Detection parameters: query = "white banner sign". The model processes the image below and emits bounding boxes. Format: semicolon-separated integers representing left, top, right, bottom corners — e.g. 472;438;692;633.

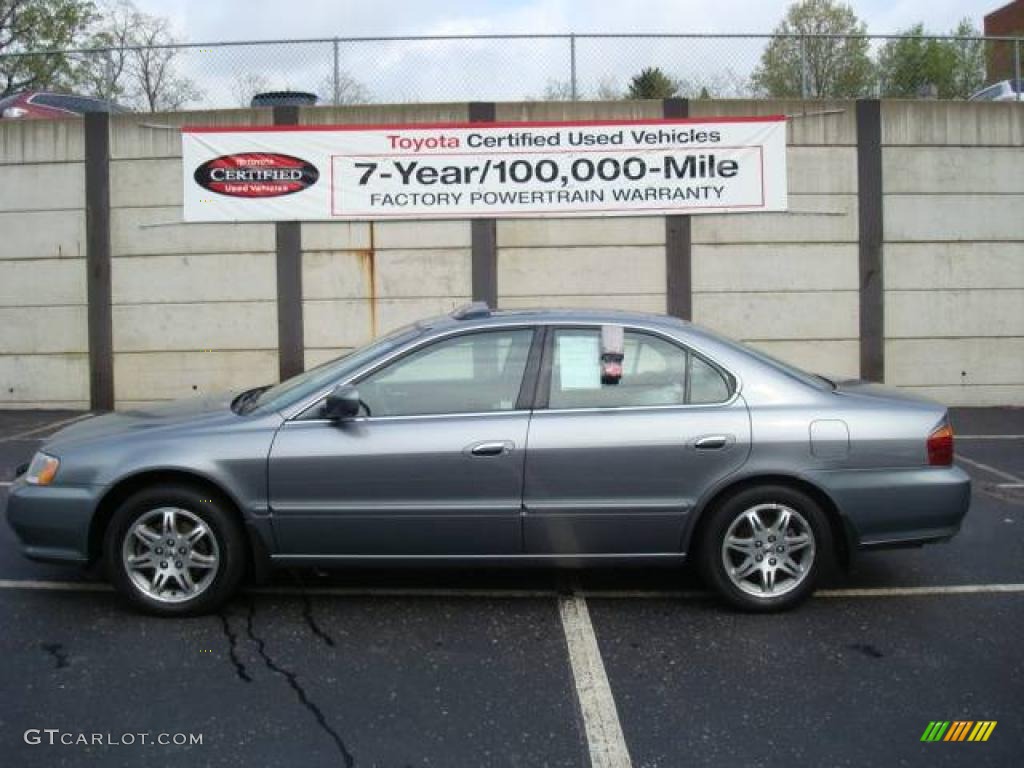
182;117;787;221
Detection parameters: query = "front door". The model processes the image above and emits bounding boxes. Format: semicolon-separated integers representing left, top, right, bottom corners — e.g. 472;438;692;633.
523;326;751;555
269;327;537;556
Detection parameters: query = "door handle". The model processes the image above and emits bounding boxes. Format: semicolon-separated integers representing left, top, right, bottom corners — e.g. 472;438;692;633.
467;440;512;457
694;435;732;451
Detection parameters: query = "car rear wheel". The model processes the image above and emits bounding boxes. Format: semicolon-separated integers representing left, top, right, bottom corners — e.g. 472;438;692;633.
105;484;246;616
698;485;831;612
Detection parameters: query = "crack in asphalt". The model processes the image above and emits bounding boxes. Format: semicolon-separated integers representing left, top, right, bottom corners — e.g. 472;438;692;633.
218;609;252;683
40;642;69;669
292;572;336;648
246;599;355;767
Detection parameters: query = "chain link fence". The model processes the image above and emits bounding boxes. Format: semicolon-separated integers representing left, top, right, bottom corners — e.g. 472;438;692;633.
1;33;1022;111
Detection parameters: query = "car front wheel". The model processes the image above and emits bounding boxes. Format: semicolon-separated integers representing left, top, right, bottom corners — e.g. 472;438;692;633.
698;485;831;612
105;484;246;616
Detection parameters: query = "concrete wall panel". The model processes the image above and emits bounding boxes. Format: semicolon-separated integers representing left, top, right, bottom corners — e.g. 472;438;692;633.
883;146;1024;194
0;306;87;353
499;246;665;297
884;243;1024;290
113;302;277;352
881;101;1024;147
112;253;277;304
884;196;1024;242
0;259;86;307
497;217;664;248
693;243;857;292
691;195;858;244
0;354;88;405
694;291;859;341
886;290;1024;338
110;158;182;208
0;162;84;211
0;210;85;260
886;338;1024;386
0;119;84;164
112;207;274;256
114;350;279;402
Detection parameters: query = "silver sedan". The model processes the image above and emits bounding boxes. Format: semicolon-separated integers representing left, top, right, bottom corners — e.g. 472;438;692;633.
6;305;970;615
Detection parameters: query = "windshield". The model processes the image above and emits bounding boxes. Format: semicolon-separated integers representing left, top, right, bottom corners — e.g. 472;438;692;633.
251;324;424;413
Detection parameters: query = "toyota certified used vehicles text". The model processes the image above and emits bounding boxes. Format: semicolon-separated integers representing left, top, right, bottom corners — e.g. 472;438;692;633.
6;305;970;615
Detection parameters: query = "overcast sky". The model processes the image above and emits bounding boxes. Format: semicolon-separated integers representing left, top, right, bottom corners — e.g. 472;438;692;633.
134;0;997;41
127;1;1003;105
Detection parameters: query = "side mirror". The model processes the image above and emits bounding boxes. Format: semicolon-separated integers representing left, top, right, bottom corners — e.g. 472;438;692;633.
323;384;362;420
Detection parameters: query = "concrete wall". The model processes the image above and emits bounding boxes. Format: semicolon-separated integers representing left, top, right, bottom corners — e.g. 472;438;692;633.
298;105;472;368
0;119;88;408
108;109;279;407
0;100;1021;408
690;100;861;380
881;102;1024;406
495;101;668;315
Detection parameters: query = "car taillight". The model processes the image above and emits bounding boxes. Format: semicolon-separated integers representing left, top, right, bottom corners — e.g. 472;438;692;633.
927;423;954;466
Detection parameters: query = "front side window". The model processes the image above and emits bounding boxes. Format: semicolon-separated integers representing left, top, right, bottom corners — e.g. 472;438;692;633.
548;328;731;409
357;329;534;417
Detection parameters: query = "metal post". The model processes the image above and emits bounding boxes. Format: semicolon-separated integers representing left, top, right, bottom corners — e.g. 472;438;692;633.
1015;39;1021;102
570;34;578;101
799;35;809;98
332;38;340;105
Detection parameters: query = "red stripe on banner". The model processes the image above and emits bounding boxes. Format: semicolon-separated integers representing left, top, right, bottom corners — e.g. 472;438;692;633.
180;115;788;133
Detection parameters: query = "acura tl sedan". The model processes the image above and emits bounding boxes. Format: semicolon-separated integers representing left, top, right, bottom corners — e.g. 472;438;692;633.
6;305;970;615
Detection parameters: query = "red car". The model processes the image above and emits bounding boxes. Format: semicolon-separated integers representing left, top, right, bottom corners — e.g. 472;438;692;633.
0;91;127;119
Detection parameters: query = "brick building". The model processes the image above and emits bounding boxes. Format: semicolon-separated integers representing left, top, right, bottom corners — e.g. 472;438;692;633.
984;0;1024;81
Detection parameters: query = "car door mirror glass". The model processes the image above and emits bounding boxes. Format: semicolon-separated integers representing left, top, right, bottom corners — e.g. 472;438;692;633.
323;385;362;420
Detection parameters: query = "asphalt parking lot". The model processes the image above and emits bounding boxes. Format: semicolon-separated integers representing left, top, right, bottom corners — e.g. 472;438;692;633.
0;408;1021;767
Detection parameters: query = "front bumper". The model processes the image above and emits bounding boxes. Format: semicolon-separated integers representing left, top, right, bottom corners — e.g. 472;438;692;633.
4;478;99;564
807;465;971;548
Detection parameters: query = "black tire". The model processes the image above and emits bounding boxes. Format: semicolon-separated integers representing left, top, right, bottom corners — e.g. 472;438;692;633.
104;484;247;617
698;484;832;613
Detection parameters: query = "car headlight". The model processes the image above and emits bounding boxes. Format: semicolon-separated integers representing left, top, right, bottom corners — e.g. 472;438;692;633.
25;452;60;486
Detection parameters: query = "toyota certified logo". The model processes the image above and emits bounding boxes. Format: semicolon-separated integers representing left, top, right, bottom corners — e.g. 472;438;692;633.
193;153;319;198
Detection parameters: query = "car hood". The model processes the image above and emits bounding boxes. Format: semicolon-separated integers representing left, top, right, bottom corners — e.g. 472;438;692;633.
42;392;240;450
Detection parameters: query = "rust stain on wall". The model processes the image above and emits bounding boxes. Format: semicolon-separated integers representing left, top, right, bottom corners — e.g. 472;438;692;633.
360;222;378;338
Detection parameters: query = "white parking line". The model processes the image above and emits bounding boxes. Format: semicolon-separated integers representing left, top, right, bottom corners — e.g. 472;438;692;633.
996;483;1024;489
957;455;1024;485
0;413;92;443
559;591;633;768
0;481;11;487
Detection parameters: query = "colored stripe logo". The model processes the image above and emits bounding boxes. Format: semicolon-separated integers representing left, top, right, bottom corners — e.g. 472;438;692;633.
921;721;997;742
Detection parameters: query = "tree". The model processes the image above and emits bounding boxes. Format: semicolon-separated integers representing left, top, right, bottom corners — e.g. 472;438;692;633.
316;71;370;105
75;1;200;111
751;0;874;98
947;19;985;99
877;19;986;99
1;0;96;96
230;72;269;108
626;67;680;99
877;24;955;98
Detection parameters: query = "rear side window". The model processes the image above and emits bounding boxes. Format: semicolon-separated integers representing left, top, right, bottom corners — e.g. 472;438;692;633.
31;94;115;113
547;328;732;409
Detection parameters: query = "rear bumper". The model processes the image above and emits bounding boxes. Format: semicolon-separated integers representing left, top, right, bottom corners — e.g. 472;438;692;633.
806;465;971;548
5;479;99;564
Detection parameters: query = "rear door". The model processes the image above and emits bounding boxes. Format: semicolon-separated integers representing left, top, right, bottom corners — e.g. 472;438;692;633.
522;326;750;555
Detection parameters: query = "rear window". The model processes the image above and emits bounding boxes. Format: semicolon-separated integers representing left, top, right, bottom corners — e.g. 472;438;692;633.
31;93;121;113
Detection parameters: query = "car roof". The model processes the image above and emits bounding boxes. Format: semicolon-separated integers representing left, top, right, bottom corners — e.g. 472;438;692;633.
430;304;689;331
